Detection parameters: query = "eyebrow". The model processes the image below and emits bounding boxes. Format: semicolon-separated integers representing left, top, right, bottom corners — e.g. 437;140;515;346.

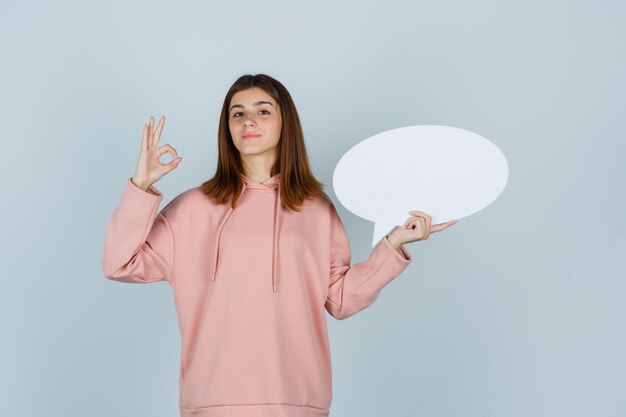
229;101;274;112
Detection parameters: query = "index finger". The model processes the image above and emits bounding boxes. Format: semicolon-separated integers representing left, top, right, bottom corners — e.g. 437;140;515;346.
153;115;166;146
430;219;457;233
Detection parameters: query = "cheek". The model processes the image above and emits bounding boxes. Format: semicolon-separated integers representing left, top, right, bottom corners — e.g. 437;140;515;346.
272;119;282;133
228;120;239;133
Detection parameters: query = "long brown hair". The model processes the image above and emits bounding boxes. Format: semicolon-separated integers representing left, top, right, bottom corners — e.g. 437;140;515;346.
200;74;327;212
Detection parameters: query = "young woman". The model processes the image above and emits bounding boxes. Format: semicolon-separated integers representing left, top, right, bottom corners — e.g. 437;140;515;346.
103;73;456;417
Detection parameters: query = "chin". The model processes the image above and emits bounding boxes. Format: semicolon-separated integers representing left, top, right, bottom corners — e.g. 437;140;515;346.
239;148;269;155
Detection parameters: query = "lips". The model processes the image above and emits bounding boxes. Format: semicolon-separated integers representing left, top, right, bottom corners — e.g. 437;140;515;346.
242;134;260;139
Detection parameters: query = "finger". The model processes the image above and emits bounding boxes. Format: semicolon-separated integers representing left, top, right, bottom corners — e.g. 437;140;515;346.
163;156;183;173
148;116;155;148
417;217;428;240
404;213;424;227
409;211;431;222
153;115;166;146
158;144;179;161
141;124;148;150
430;220;457;233
433;219;457;228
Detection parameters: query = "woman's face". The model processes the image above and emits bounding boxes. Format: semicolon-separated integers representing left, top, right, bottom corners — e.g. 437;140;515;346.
228;87;282;161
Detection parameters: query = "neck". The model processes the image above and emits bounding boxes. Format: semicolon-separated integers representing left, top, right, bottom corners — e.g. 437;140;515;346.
240;150;277;182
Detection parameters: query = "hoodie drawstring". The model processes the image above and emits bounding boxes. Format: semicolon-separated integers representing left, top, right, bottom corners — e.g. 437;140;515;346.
272;184;281;293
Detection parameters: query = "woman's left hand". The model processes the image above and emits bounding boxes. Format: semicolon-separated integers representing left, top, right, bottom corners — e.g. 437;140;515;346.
386;210;457;249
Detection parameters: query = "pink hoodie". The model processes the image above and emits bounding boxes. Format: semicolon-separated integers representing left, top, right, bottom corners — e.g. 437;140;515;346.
102;172;412;417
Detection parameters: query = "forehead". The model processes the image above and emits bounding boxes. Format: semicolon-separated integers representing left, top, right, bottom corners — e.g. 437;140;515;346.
229;87;275;107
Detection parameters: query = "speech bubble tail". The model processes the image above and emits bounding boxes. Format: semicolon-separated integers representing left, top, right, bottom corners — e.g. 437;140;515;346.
373;221;397;248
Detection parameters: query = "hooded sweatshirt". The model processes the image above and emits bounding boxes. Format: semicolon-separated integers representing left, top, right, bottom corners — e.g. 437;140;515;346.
102;172;412;417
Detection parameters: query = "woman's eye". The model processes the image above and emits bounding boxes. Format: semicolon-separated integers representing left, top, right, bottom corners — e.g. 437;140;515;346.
232;110;270;118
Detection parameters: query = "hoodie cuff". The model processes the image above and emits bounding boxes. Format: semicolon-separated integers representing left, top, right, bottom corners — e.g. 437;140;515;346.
128;177;162;197
383;235;412;262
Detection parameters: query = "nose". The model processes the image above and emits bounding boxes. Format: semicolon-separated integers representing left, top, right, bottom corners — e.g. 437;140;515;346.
244;117;256;127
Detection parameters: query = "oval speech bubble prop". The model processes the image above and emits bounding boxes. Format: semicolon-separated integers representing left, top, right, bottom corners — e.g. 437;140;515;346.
333;125;509;246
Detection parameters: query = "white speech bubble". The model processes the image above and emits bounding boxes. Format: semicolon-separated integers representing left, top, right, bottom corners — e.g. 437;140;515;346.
333;125;509;246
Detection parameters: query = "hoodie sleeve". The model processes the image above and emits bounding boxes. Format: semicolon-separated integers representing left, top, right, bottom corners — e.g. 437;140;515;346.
102;178;176;284
324;203;412;320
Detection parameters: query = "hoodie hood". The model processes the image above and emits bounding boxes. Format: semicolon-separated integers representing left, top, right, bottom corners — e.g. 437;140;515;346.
209;172;282;293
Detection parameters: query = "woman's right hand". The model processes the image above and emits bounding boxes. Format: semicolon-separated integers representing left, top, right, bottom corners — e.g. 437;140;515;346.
132;115;182;190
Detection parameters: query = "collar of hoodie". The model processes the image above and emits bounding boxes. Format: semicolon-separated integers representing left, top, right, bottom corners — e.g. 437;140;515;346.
209;172;282;293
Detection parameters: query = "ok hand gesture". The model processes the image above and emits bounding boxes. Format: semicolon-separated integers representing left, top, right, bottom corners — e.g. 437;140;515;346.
131;115;182;190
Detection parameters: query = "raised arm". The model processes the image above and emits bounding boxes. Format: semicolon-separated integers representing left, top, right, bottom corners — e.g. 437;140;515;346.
102;115;182;284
